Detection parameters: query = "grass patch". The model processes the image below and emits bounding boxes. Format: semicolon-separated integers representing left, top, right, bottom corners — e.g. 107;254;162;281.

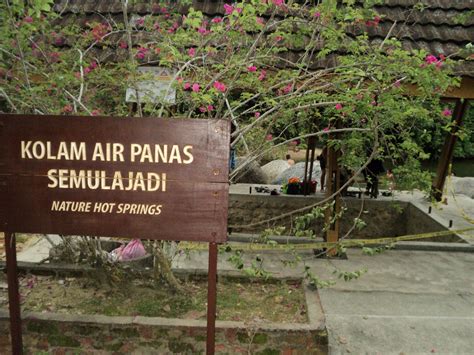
12;276;307;324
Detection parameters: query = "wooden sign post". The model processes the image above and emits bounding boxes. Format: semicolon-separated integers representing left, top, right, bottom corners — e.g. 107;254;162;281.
0;114;230;355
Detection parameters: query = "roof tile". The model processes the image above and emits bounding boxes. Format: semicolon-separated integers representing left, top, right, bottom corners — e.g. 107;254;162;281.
51;0;474;77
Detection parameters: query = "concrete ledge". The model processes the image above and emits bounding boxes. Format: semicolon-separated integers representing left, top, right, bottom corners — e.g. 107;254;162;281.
394;242;474;252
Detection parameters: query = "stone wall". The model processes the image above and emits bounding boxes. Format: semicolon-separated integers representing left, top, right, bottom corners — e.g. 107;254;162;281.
228;194;462;242
0;314;327;354
229;194;409;238
405;203;462;242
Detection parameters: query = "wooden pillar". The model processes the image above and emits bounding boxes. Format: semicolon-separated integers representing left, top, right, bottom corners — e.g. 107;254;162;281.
303;136;317;195
5;233;23;354
324;130;341;256
431;99;469;201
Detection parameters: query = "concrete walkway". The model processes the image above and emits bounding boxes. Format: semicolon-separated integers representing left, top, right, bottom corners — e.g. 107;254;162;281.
174;248;474;354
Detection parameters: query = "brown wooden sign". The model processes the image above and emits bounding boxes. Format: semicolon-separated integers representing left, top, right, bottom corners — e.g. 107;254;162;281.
0;114;230;243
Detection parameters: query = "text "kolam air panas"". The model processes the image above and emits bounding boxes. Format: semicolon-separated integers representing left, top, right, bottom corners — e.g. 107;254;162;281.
20;141;195;192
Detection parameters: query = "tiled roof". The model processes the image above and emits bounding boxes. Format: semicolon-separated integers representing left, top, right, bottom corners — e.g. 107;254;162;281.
371;1;474;77
52;0;474;77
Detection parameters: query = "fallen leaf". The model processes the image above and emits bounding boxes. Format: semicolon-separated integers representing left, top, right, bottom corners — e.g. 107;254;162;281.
163;304;171;312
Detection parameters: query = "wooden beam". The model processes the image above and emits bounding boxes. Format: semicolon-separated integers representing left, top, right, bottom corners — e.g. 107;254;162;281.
324;130;341;256
404;77;474;100
303;136;317;195
431;99;470;201
443;77;474;99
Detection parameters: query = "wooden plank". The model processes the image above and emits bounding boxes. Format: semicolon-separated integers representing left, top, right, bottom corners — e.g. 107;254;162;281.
0;114;229;183
0;114;230;242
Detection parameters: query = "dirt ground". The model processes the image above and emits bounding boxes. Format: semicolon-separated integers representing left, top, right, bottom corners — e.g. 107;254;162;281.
0;275;308;324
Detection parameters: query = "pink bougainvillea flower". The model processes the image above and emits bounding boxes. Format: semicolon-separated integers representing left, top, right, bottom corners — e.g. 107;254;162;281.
199;106;206;113
89;61;97;69
314;12;321;18
224;4;242;15
188;47;196;57
272;0;284;6
74;72;81;79
371;101;377;106
255;112;261;119
323;127;330;132
281;83;292;94
373;16;381;25
442;108;452;117
335;103;343;110
153;22;160;31
119;41;128;49
54;37;65;46
91;109;100;116
49;52;60;63
91;23;109;42
24;16;33;23
135;17;145;26
197;27;209;35
212;17;223;24
247;65;257;72
258;70;267;81
207;105;214;111
393;80;401;88
425;55;438;65
213;81;227;92
136;47;148;60
224;4;234;15
63;104;73;113
256;17;265;25
183;82;191;90
275;35;283;42
192;83;200;92
84;67;92;74
266;134;273;141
